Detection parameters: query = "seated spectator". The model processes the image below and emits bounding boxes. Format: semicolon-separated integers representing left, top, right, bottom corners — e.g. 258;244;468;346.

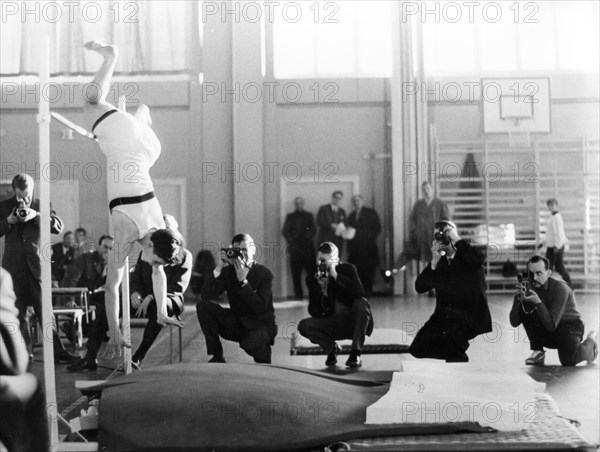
64;236;116;372
74;227;94;257
298;242;374;368
509;256;597;366
197;233;277;364
51;231;76;286
1;268;49;452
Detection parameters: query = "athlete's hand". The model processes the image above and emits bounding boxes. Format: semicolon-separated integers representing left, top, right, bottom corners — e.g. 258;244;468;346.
135;295;153;318
101;328;131;360
157;313;184;328
130;292;142;309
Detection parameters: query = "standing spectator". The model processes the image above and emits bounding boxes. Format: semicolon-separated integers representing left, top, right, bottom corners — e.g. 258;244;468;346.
407;181;450;293
544;198;572;287
197;233;277;364
51;231;76;285
0;173;77;364
61;234;114;349
282;197;316;299
346;195;382;297
316;191;346;253
408;181;450;266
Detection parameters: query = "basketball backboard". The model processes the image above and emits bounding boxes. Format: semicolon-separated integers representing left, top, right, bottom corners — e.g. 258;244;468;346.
482;78;551;134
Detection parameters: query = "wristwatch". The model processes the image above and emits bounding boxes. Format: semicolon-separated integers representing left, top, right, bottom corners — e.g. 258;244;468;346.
239;279;248;287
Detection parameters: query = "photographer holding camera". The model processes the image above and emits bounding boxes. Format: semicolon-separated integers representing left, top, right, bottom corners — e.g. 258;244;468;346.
409;221;491;362
298;242;374;368
0;173;78;364
509;256;597;366
197;233;277;364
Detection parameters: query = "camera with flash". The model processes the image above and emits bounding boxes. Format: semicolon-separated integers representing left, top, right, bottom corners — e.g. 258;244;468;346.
433;220;455;245
317;260;329;278
221;248;244;260
13;200;28;219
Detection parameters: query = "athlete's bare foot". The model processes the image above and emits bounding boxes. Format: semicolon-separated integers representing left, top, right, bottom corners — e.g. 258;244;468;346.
83;41;119;59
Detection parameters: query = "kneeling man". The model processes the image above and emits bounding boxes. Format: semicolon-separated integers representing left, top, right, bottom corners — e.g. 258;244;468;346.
298;242;374;368
510;255;597;366
409;221;492;362
197;234;277;364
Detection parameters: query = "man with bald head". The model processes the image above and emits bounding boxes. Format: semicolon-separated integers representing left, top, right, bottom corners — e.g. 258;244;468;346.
282;197;316;298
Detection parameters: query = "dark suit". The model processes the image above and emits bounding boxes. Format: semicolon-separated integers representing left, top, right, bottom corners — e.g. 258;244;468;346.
0;196;64;349
347;206;382;294
61;251;107;293
197;263;277;363
282;210;317;297
1;268;49;452
410;240;492;362
130;249;192;362
316;204;346;252
408;198;450;262
298;263;374;353
51;243;75;284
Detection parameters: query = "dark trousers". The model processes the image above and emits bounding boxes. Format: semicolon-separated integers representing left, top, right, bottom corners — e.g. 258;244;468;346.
10;263;68;354
409;315;472;362
0;380;49;452
350;256;377;295
196;299;273;364
84;296;108;360
298;298;373;353
132;299;182;362
545;246;572;286
289;248;316;298
522;314;594;366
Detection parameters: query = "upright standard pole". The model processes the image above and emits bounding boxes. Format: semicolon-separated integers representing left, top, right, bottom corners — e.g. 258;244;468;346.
38;36;59;448
117;96;133;375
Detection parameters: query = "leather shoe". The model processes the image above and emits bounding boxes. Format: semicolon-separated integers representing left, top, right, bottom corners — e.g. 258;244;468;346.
586;331;598;364
345;351;362;368
55;349;79;364
325;344;341;366
525;350;545;365
67;357;98;373
209;355;226;363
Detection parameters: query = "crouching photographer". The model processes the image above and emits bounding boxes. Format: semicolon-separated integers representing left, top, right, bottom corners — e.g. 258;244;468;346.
298;242;374;369
409;220;492;363
509;256;597;366
196;233;277;364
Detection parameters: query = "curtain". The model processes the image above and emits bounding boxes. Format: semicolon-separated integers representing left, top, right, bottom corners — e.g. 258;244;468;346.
1;1;196;75
390;5;430;293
